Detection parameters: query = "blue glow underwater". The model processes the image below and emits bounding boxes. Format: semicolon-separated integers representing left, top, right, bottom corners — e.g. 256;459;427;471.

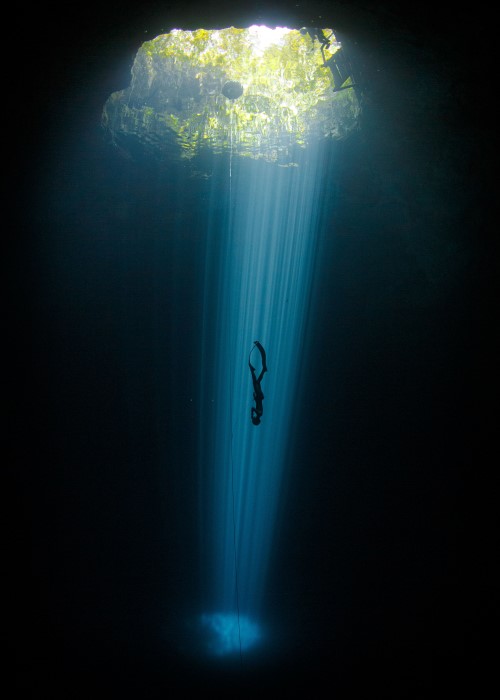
200;613;261;656
197;133;333;656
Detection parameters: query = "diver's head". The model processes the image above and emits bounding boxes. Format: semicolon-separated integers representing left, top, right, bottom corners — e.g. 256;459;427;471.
251;409;261;426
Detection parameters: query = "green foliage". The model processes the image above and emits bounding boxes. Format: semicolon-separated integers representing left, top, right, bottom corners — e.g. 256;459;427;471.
103;27;360;165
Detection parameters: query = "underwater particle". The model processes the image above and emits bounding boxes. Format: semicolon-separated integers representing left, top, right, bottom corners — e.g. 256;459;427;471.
222;80;244;100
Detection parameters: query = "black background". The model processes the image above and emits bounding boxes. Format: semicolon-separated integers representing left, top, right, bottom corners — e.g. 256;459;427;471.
9;1;495;695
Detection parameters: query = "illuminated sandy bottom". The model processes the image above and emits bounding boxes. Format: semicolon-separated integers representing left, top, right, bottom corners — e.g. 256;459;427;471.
200;612;262;655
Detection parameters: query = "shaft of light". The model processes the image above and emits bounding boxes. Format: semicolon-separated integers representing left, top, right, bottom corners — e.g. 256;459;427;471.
197;141;330;654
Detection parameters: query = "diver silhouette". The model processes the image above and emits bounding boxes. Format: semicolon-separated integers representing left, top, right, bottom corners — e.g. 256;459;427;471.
249;341;267;426
300;27;354;92
300;27;333;61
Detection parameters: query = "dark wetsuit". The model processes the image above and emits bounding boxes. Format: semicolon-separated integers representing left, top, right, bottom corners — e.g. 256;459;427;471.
249;341;267;425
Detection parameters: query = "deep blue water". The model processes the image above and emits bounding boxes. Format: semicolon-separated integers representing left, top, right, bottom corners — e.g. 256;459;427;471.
11;2;493;696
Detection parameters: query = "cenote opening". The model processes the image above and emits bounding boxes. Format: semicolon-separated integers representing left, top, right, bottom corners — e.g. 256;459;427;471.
23;3;476;692
101;24;360;662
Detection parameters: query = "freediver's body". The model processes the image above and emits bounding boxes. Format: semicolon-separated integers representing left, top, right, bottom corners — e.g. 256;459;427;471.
249;341;267;425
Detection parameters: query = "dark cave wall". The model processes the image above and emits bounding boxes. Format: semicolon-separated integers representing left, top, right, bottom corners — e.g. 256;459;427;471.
11;1;492;695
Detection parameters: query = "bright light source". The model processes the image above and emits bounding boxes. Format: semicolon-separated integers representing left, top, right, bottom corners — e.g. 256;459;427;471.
102;25;356;665
102;26;359;166
247;25;291;54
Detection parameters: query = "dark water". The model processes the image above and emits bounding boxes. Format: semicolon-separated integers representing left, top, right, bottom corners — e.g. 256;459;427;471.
10;1;493;696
